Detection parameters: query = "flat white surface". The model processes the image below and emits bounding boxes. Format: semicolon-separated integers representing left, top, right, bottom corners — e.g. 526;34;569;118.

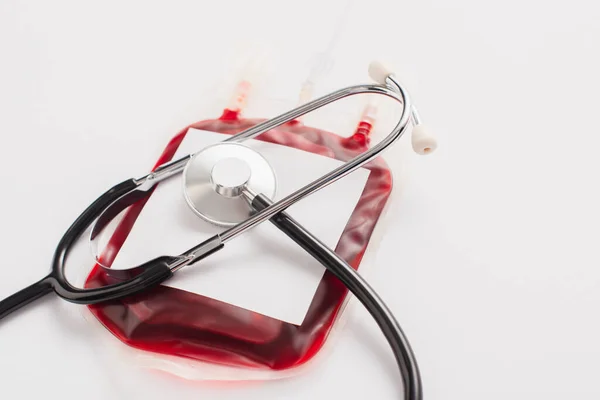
106;129;369;325
1;1;600;399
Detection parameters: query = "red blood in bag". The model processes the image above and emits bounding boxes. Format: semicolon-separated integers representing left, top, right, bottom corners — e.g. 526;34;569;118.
85;110;393;370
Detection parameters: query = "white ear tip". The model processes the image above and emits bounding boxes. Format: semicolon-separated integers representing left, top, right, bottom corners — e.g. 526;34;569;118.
411;125;437;155
368;61;394;84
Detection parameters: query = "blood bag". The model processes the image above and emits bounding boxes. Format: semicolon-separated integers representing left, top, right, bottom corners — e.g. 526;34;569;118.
73;27;413;378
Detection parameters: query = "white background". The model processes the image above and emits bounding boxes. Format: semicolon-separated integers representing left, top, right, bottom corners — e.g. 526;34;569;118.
1;1;599;399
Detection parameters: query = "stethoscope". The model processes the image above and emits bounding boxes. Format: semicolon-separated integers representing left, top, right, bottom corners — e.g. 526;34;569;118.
0;61;436;400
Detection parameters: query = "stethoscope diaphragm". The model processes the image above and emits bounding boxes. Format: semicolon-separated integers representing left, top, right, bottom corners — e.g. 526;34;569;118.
182;142;277;227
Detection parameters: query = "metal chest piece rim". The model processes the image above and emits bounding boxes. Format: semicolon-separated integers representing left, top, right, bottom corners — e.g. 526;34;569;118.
182;142;277;227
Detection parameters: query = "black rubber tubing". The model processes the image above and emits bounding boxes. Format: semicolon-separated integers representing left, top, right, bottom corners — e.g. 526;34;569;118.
252;194;423;400
49;179;172;303
0;179;174;321
0;278;53;320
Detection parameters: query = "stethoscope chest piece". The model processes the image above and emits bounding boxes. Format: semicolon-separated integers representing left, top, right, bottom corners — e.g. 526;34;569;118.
182;142;277;226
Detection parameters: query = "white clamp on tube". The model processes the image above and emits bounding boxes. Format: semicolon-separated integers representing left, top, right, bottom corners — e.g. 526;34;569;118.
368;61;437;155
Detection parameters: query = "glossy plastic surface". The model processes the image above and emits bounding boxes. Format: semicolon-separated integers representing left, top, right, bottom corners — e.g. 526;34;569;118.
84;110;393;371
